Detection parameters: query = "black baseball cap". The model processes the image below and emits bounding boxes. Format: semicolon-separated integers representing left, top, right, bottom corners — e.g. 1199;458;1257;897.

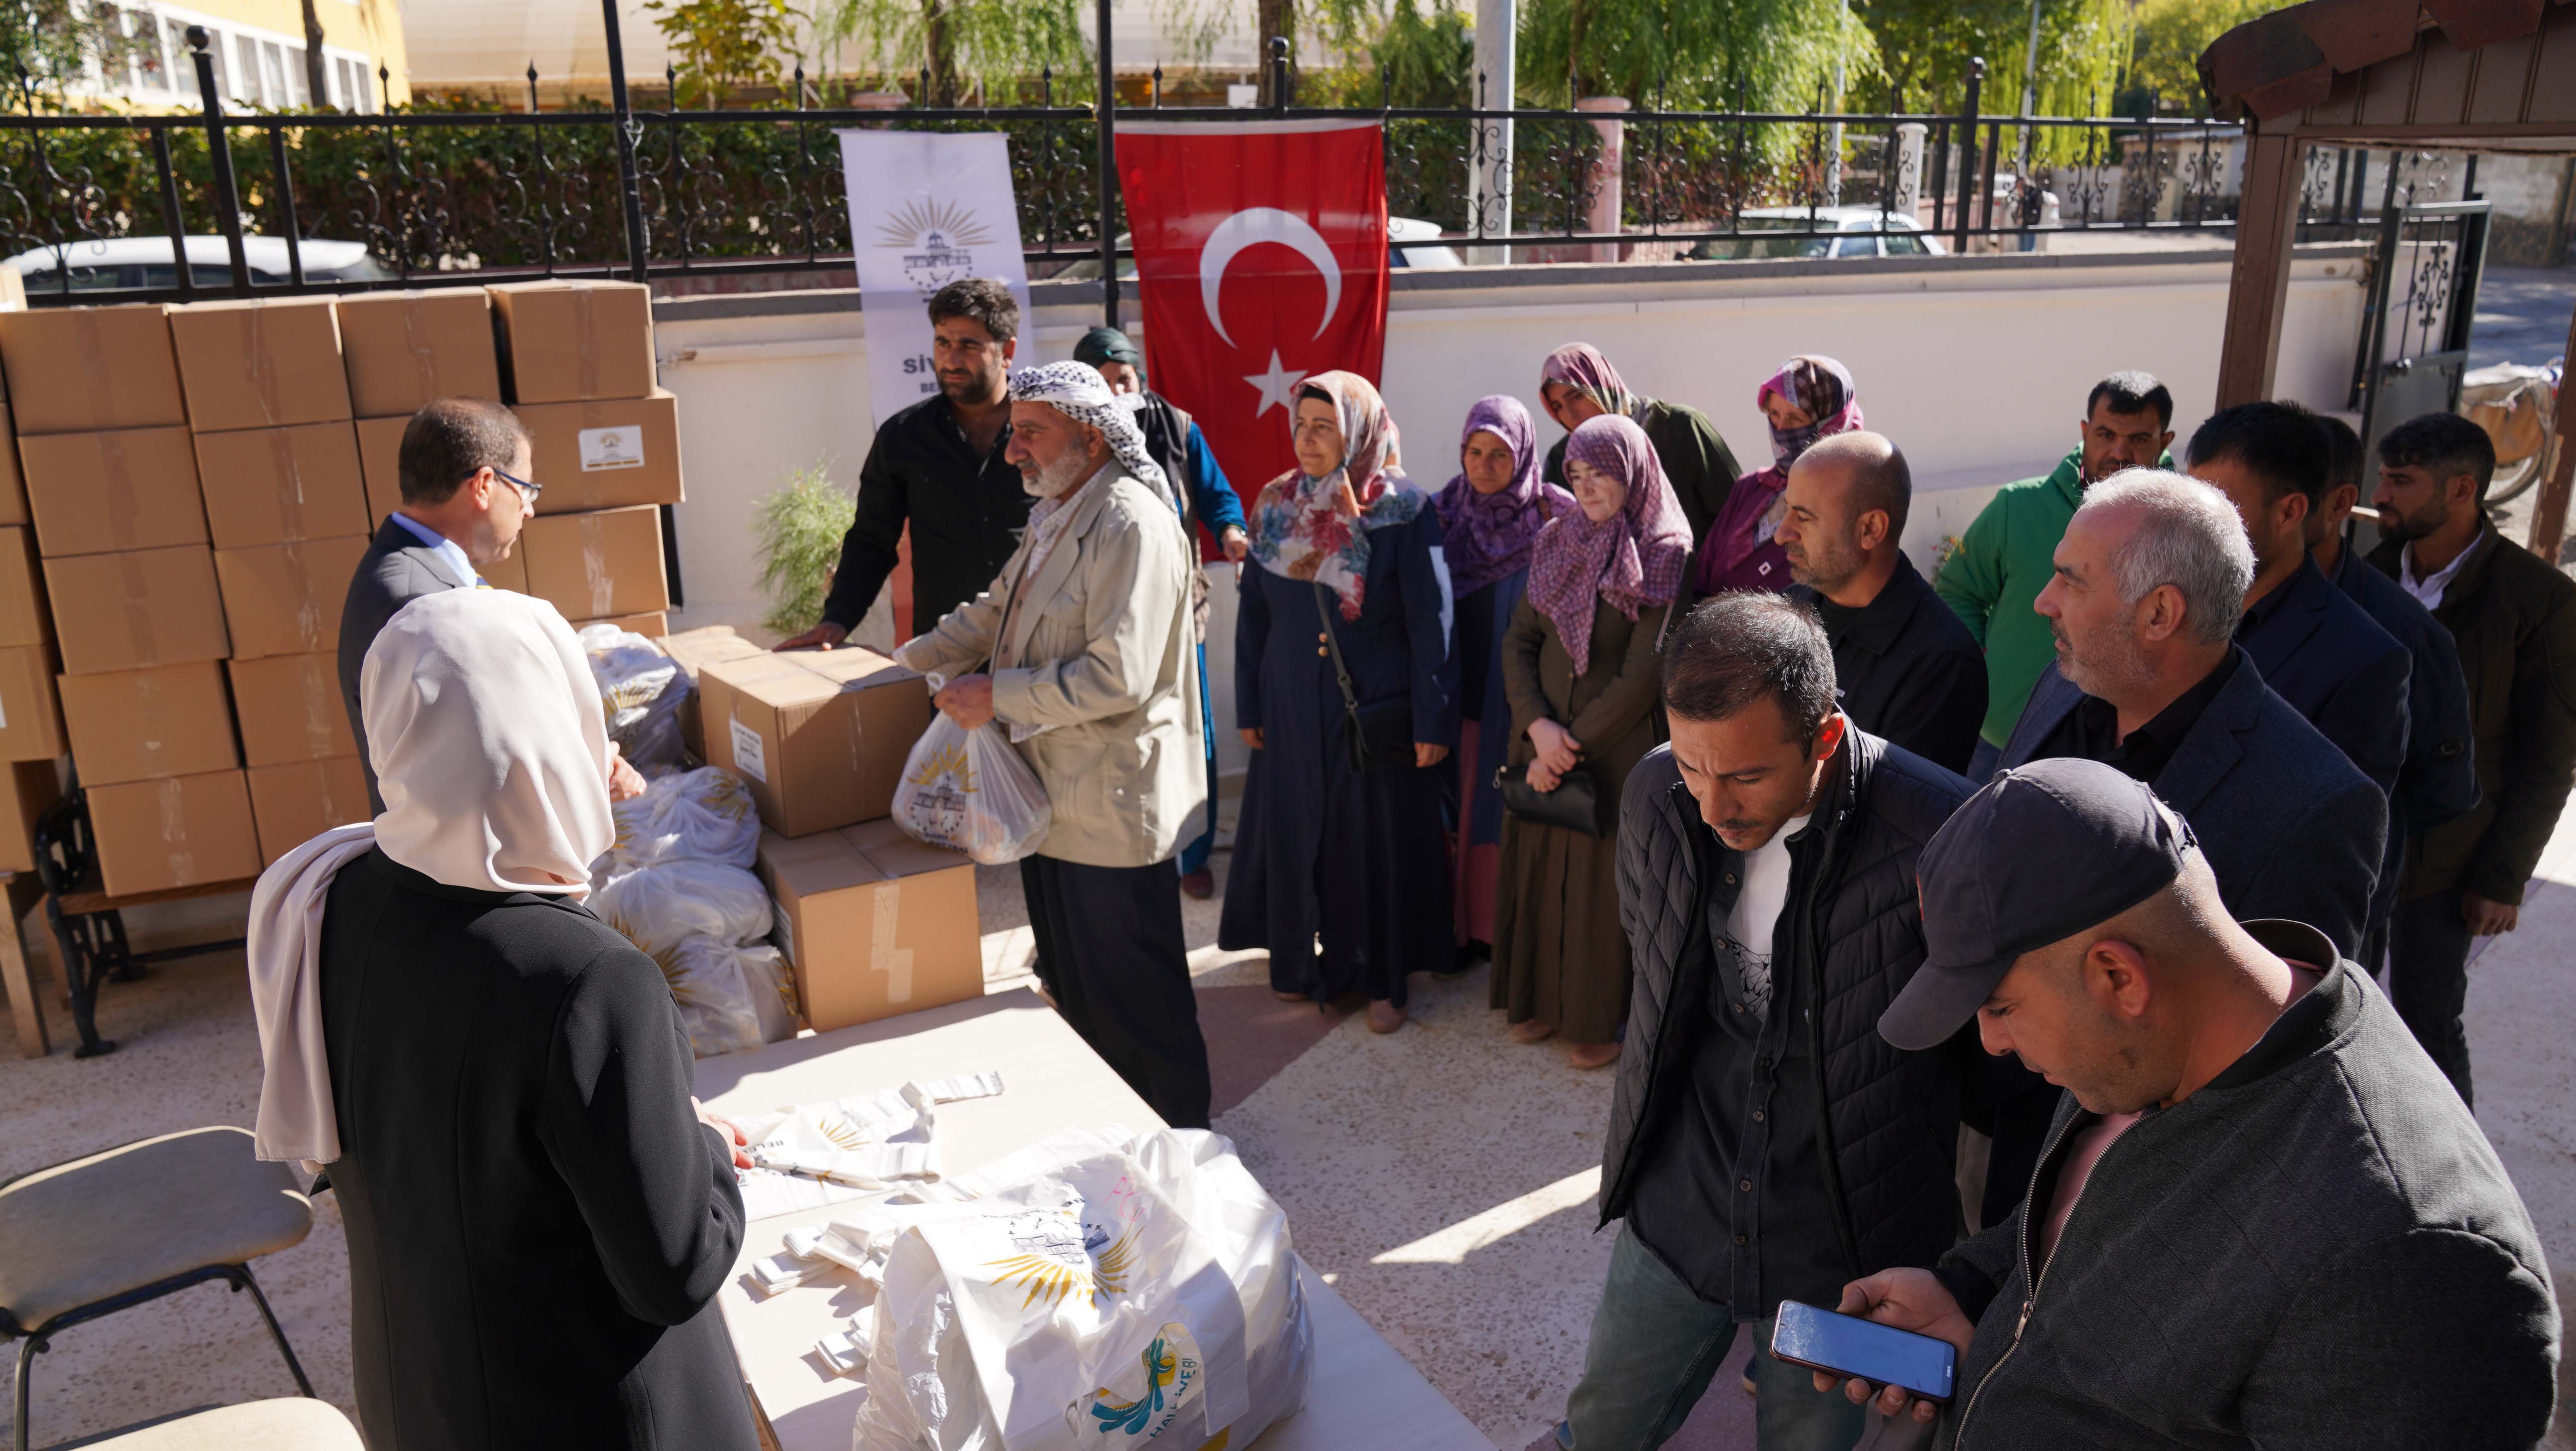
1878;757;2197;1051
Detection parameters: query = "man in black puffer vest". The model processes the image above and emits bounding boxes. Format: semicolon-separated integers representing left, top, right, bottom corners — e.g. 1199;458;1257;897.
1556;592;1984;1451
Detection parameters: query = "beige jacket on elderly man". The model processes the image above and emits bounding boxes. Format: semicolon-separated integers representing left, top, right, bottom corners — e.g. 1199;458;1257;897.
898;465;1206;870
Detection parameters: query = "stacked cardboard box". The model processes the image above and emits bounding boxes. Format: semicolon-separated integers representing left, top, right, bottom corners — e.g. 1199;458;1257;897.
339;289;504;529
0;302;256;893
488;281;677;623
755;818;982;1033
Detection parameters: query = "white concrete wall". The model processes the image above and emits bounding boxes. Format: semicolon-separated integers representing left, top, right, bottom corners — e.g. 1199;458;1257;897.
652;244;2369;778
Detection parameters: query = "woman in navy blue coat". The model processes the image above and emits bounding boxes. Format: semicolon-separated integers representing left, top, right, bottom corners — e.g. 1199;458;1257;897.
1219;373;1454;1034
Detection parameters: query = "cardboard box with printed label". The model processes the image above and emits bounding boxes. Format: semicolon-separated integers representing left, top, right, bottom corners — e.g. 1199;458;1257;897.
660;624;766;760
0;527;44;648
86;768;261;895
754;817;981;1033
354;414;406;523
167;297;352;433
335;290;503;418
57;660;238;786
247;755;370;866
696;648;934;838
194;423;370;549
212;535;369;661
0;758;62;873
44;545;229;675
0;398;27;527
575;610;668;638
228;652;358;766
0;645;65;761
512;390;683;513
486;281;654;405
519;505;668;620
17;427;207;557
0;304;186;435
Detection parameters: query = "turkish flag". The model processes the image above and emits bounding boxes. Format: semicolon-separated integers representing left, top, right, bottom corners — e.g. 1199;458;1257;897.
1115;120;1390;519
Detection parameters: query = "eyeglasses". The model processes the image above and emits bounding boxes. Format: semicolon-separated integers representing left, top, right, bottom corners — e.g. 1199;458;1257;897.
492;467;543;503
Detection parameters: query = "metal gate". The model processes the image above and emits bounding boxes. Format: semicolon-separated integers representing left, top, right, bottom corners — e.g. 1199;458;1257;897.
2351;198;2493;455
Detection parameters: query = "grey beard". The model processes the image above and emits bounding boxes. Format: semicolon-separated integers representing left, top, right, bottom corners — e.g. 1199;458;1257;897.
1023;448;1096;499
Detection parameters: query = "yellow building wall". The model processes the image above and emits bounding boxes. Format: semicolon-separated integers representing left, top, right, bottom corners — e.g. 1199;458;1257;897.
177;0;410;102
86;0;410;110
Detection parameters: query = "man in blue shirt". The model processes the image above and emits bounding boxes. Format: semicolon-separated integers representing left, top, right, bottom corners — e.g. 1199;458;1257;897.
1075;326;1249;900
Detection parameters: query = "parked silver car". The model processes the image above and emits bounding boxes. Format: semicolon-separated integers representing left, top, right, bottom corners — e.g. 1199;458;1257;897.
1689;206;1948;261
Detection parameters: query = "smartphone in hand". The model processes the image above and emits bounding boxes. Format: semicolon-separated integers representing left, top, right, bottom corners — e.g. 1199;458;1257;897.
1770;1300;1957;1403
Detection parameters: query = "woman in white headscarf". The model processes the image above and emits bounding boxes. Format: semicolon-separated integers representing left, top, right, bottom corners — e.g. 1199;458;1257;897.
245;588;759;1451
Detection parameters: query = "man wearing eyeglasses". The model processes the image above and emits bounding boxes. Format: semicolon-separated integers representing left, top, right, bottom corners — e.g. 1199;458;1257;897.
339;396;645;812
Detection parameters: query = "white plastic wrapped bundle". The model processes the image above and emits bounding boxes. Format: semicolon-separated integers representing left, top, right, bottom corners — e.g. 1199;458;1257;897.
890;713;1051;866
579;623;686;770
598;767;761;885
848;1127;1311;1451
594;858;796;1055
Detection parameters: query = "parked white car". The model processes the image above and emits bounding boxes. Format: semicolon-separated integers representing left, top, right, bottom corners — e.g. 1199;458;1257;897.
4;235;394;292
1053;215;1464;281
1689;206;1948;261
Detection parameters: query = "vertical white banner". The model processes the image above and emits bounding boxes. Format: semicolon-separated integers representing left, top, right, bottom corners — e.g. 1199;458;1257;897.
839;131;1032;430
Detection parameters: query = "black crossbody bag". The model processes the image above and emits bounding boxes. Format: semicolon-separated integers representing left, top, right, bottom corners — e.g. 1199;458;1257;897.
1495;761;1611;837
1314;581;1417;774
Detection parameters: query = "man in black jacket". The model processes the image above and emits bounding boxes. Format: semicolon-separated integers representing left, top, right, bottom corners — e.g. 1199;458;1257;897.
1820;758;2558;1450
777;278;1031;649
2185;401;2411;796
1778;432;1986;773
1557;592;1976;1451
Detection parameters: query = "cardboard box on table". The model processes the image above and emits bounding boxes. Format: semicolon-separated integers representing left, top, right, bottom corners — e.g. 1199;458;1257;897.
166;297;351;433
754;817;981;1033
485;280;654;404
43;544;229;675
0;758;62;873
57;660;238;786
0;527;46;647
0;646;65;761
246;755;369;866
519;505;668;620
194;423;370;549
334;290;503;419
0;303;185;435
212;536;368;661
16;427;207;556
660;625;766;760
86;768;261;895
512;390;683;513
697;649;933;838
228;652;357;766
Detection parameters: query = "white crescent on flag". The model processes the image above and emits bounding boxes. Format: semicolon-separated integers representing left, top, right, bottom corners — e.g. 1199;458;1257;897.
1198;206;1344;348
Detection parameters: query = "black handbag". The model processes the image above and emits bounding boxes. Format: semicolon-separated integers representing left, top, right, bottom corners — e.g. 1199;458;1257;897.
1496;762;1612;837
1314;582;1416;773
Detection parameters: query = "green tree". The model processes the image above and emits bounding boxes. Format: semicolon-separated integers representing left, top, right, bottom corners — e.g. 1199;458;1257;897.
2;0;117;109
644;0;808;106
1513;0;1865;109
1857;0;2131;117
2127;0;2273;112
812;0;1085;105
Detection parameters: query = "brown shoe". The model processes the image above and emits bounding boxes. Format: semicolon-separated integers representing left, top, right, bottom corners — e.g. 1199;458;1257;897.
1509;1019;1557;1045
1179;870;1215;900
1273;989;1307;1003
1567;1042;1622;1070
1367;1000;1408;1034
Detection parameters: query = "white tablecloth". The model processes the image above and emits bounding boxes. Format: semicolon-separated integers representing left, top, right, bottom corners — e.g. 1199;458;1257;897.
694;989;1491;1451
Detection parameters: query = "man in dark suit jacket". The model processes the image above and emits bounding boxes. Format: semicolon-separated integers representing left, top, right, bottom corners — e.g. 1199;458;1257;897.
338;398;542;812
2186;402;2411;796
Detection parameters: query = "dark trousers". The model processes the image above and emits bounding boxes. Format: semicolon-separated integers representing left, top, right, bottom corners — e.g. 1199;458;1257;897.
2387;888;2475;1107
1020;854;1214;1129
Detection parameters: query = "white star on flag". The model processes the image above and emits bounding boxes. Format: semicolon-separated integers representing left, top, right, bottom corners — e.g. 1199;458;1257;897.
1243;349;1307;420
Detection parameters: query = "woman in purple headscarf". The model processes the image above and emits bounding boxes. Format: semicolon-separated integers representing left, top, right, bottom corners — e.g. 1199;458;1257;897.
1491;414;1690;1069
1435;395;1574;961
1693;354;1863;595
1536;342;1746;547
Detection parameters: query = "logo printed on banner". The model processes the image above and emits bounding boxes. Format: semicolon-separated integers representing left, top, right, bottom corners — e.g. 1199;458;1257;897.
876;197;996;295
1115;120;1391;503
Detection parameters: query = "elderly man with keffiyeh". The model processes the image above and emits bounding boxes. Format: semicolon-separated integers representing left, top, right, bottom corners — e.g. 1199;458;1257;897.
896;361;1214;1129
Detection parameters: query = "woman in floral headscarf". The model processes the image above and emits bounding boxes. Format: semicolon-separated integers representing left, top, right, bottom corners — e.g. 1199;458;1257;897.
1536;342;1745;547
1435;394;1573;962
1219;372;1455;1034
1693;354;1863;595
1490;414;1690;1069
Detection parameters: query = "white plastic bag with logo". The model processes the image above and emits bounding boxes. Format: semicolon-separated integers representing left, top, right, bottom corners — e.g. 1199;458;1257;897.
849;1127;1311;1451
890;708;1051;867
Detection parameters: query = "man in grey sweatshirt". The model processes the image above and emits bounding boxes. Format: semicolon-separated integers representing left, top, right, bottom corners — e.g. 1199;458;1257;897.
1816;758;2559;1450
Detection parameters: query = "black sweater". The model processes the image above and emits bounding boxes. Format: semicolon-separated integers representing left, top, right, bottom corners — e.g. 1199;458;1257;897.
320;850;758;1451
820;391;1031;636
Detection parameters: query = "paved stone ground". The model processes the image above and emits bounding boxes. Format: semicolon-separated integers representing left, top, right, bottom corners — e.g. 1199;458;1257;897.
4;804;2572;1448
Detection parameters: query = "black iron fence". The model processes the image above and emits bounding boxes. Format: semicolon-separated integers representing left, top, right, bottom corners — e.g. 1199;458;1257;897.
2;32;2387;311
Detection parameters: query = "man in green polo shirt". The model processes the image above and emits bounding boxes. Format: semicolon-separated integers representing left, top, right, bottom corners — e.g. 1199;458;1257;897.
1934;372;2175;778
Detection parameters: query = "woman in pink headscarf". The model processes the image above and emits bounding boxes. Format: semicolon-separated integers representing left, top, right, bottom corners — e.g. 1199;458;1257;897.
1536;342;1746;547
1693;355;1863;595
1220;372;1455;1035
1490;414;1690;1070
